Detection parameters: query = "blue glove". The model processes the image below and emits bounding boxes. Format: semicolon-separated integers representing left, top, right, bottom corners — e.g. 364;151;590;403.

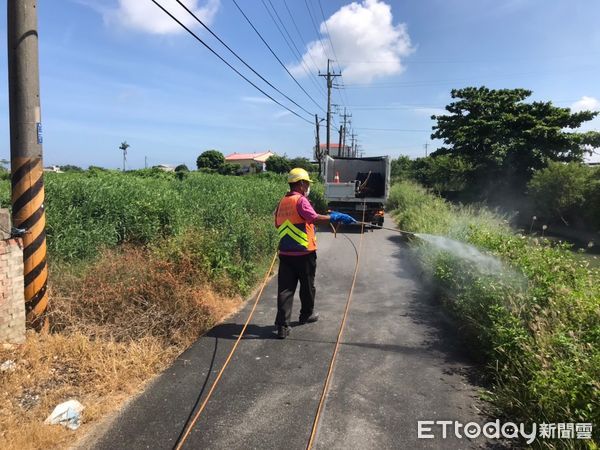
330;211;357;224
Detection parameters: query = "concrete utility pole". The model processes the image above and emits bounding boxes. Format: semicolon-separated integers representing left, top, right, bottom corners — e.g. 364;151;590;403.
119;141;129;171
319;59;340;156
351;133;357;158
338;125;343;157
314;114;321;176
424;142;429;157
340;108;351;156
7;0;48;329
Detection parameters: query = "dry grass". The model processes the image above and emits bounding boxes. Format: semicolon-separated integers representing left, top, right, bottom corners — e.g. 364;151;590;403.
0;243;242;450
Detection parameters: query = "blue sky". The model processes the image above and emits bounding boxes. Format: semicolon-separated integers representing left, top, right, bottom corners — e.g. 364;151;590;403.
1;0;599;169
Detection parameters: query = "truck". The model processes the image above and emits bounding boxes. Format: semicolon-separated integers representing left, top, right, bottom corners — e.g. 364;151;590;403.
323;155;391;226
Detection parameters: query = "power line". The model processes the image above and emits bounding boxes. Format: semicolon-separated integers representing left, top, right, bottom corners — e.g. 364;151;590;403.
173;0;314;117
344;67;598;88
355;127;431;132
230;0;325;114
305;0;348;112
148;0;312;124
304;0;325;52
259;0;325;96
315;0;350;108
281;0;323;80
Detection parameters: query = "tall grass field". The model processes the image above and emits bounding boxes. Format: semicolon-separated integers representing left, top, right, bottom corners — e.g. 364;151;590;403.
0;169;304;449
388;181;599;448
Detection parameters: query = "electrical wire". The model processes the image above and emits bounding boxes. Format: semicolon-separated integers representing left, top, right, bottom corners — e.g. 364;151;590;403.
355;127;431;132
315;0;350;108
174;0;315;117
281;0;323;80
148;0;312;125
260;0;325;96
230;0;325;114
268;0;319;75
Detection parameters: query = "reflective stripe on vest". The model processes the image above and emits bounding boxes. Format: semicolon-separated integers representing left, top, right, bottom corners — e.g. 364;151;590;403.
275;193;317;253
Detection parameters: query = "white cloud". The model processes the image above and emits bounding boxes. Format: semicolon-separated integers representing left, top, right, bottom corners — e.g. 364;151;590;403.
82;0;220;35
288;0;413;84
571;96;600;113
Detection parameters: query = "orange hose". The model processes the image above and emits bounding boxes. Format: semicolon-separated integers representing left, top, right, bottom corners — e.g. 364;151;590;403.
174;252;278;450
306;203;367;449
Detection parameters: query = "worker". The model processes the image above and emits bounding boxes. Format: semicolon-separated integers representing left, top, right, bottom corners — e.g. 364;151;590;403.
274;167;356;339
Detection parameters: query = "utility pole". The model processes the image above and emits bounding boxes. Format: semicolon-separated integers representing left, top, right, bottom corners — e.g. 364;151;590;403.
338;125;343;157
8;0;48;329
340;108;351;157
144;155;148;169
350;133;357;158
319;59;340;156
314;114;322;176
119;141;129;171
424;142;429;157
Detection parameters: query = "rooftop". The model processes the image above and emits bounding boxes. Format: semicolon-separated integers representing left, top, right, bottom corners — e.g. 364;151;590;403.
225;151;274;162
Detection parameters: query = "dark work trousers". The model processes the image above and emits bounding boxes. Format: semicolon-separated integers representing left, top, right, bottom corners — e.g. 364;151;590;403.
275;252;317;327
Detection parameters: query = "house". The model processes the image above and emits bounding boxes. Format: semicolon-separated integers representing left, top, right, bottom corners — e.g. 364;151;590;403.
43;165;63;173
154;164;175;172
315;143;353;159
225;151;274;173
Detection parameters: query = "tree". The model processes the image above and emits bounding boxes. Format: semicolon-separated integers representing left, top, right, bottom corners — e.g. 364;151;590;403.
391;155;414;181
431;87;600;198
528;162;591;225
59;165;83;172
175;164;189;172
266;154;291;174
289;157;315;173
196;150;225;171
412;155;473;194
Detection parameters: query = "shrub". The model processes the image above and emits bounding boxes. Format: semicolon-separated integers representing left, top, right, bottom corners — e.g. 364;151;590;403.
528;162;591;226
389;181;600;444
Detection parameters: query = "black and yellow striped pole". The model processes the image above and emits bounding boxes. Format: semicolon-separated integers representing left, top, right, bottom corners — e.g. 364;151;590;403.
7;0;48;330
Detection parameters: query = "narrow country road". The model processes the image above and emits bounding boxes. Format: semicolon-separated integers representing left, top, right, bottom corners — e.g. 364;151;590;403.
90;223;494;450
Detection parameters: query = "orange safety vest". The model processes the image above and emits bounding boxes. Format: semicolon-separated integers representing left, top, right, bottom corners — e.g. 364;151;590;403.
275;193;317;254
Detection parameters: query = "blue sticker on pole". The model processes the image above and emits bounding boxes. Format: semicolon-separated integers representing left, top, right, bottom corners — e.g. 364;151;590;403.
37;123;43;144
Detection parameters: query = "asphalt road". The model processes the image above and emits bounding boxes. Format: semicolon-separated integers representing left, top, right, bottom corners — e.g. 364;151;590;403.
91;223;494;450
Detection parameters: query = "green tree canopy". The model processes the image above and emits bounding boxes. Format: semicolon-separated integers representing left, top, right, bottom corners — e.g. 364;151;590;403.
196;150;225;171
412;155;473;194
175;164;189;172
431;87;600;197
391;155;414;181
266;154;292;174
289;157;315;173
59;165;83;172
528;161;592;225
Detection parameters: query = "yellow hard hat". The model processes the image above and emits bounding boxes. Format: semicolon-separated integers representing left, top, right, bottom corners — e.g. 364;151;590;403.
288;167;312;184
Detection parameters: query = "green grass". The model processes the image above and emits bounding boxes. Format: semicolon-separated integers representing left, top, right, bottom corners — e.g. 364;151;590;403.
0;170;326;295
388;181;600;448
